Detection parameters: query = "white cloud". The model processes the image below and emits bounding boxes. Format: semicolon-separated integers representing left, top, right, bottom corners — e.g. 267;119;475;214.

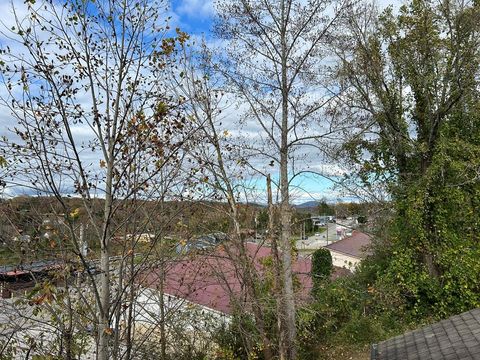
0;0;29;32
176;0;213;18
307;163;349;177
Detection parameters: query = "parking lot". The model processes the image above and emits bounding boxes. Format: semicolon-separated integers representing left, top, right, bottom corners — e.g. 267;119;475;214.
296;223;338;252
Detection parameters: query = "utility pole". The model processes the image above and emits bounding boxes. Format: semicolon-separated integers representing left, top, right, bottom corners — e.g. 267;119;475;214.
326;219;329;245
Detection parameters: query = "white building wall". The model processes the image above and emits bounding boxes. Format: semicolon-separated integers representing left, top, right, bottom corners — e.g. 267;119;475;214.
133;287;230;331
328;250;360;271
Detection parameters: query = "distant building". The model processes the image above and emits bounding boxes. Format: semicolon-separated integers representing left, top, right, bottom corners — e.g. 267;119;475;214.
311;215;335;227
325;230;372;271
125;233;155;243
175;232;228;254
126;242;353;356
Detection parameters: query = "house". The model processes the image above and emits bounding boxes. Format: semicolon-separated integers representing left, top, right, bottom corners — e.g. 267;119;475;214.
141;242;311;316
371;308;480;360
129;242;352;355
325;230;371;271
139;242;349;317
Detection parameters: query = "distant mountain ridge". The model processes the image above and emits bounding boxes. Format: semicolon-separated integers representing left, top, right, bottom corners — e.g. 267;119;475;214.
294;201;321;208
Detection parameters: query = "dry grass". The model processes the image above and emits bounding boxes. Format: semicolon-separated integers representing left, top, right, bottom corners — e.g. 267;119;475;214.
315;344;370;360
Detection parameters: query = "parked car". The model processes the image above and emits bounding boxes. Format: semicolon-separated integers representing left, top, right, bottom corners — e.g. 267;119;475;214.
175;232;228;254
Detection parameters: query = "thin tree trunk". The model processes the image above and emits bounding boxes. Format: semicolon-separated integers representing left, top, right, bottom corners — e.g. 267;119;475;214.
280;0;297;356
65;283;74;360
159;263;166;360
124;246;135;360
279;150;296;359
267;175;287;360
113;258;124;360
98;162;113;360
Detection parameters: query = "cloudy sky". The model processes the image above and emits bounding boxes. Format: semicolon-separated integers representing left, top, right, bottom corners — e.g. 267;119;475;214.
166;0;400;203
0;0;400;203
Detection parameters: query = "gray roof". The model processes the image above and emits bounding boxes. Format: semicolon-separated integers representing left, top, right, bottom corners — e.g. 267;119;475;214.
372;308;480;360
325;230;372;258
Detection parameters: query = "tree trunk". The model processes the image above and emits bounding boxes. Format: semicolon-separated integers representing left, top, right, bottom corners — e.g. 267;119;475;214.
124;249;135;360
65;284;74;360
98;247;110;360
267;175;287;360
98;162;113;360
159;263;166;360
279;1;297;356
279;150;296;359
420;155;441;278
113;257;124;360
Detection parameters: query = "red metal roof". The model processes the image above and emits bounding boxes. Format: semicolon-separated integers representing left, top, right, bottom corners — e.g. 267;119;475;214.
325;230;372;259
140;242;349;314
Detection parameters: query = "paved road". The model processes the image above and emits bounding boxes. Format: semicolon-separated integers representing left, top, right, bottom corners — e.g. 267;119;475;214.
296;223;338;251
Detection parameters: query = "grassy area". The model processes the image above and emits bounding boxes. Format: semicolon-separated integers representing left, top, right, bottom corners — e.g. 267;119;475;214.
312;226;327;234
317;344;370;360
0;247;21;266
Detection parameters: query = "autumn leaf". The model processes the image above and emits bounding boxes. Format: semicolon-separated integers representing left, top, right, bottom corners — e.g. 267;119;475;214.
0;156;7;168
31;294;47;305
69;207;81;220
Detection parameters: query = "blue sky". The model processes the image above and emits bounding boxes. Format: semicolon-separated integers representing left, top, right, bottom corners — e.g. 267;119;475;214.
170;0;214;35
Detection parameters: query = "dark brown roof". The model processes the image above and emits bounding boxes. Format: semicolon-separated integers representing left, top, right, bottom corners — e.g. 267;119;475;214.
325;230;372;258
372;308;480;360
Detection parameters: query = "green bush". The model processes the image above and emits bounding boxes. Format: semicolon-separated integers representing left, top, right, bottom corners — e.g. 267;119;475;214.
214;313;264;360
311;248;332;293
298;259;413;358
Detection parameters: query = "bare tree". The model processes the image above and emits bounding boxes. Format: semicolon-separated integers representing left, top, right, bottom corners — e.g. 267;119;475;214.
171;41;278;359
213;0;351;357
0;0;191;358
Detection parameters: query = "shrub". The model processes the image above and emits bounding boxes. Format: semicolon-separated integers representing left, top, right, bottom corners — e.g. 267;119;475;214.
311;248;332;292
